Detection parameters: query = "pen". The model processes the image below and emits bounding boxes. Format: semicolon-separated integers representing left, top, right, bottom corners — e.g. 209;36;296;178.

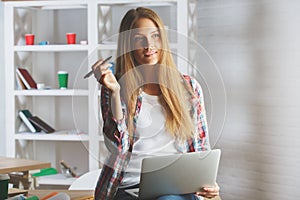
83;56;112;79
59;160;77;177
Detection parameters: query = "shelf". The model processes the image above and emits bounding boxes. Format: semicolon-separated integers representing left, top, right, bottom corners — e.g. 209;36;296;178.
4;1;88;8
98;0;177;6
12;42;178;54
14;89;89;96
15;131;89;141
13;45;89;52
33;4;87;10
98;43;178;50
98;43;117;50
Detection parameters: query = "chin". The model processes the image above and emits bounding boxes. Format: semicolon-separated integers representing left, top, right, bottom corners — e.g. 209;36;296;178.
144;56;159;65
145;61;159;65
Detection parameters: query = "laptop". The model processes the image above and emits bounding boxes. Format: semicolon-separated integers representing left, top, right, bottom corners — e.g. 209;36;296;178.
125;149;221;200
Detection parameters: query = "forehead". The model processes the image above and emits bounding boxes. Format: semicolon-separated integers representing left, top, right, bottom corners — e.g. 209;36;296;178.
133;18;158;33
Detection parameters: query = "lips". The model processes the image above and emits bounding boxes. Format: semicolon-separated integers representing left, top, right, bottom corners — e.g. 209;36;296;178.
144;50;157;56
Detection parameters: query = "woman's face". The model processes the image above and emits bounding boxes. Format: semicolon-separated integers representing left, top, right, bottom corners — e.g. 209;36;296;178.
132;18;162;65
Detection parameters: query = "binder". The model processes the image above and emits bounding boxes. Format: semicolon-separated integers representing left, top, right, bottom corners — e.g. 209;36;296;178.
28;116;55;133
16;67;37;89
19;110;41;133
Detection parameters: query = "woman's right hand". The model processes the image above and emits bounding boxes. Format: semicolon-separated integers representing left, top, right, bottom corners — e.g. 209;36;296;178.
93;59;123;120
92;59;119;93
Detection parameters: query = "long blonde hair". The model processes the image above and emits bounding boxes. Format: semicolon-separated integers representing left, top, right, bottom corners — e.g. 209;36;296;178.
115;7;195;140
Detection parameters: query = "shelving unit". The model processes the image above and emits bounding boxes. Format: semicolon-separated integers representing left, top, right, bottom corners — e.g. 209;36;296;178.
13;89;89;96
3;0;199;176
14;132;90;141
13;45;89;52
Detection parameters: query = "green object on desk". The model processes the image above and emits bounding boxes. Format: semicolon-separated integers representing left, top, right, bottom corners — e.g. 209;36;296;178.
32;168;58;177
26;195;39;200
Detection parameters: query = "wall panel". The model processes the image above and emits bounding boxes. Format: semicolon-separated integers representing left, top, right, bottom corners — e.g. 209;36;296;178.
198;1;300;199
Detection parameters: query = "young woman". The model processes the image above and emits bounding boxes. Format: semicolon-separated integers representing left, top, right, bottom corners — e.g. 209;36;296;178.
92;7;220;200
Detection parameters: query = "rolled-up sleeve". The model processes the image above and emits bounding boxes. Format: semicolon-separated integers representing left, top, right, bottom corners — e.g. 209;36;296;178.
101;86;131;154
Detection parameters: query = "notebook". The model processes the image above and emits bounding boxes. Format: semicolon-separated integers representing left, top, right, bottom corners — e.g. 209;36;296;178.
125;149;221;200
28;116;55;133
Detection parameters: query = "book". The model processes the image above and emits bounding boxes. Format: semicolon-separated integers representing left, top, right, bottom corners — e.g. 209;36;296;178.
19;110;41;133
28;116;55;133
16;73;26;90
16;67;37;89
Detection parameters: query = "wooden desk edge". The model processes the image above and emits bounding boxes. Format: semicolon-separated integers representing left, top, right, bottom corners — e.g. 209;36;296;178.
28;190;94;199
0;157;51;174
28;190;220;200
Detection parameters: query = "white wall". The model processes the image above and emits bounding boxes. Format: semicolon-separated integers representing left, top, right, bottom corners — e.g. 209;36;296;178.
198;0;300;199
0;2;5;156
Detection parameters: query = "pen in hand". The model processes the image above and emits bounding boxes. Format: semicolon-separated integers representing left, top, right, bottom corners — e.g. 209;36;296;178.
83;56;112;79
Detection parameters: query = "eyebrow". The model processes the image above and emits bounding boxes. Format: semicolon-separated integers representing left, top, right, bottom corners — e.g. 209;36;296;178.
134;29;160;35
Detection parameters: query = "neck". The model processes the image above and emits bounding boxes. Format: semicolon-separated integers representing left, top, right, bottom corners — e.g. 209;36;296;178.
141;64;158;81
143;84;161;96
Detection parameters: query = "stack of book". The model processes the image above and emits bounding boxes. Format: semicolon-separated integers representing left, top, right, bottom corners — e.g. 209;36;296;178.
19;109;55;133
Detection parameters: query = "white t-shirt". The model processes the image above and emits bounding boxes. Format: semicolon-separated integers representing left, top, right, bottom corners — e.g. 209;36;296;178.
121;92;178;187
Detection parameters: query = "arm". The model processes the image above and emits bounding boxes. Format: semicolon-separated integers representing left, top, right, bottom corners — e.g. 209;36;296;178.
94;66;132;199
111;86;123;120
93;59;131;153
191;77;210;151
100;85;131;155
183;75;210;151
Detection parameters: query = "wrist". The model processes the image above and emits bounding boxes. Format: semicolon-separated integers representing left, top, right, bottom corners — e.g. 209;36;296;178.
111;84;120;95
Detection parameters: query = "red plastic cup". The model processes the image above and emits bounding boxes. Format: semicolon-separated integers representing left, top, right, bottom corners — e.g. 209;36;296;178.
66;33;76;44
25;34;35;45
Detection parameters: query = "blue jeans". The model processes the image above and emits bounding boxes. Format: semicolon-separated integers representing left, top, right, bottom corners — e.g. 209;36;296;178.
156;194;198;200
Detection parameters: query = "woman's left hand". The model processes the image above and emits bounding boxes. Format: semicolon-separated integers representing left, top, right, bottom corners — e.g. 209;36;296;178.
195;183;220;199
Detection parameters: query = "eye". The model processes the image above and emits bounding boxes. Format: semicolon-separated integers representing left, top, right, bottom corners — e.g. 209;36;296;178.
134;36;145;42
153;33;160;39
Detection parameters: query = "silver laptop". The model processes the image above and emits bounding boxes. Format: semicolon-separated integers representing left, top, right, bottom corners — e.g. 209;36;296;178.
125;149;221;200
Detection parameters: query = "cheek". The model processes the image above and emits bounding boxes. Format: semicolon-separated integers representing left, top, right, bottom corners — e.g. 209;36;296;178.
133;49;143;62
157;41;162;49
156;39;162;49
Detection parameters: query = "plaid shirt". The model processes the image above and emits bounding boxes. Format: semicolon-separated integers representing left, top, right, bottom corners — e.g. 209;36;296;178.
95;75;210;200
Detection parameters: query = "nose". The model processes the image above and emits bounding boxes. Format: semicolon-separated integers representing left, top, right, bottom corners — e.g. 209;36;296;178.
143;37;154;50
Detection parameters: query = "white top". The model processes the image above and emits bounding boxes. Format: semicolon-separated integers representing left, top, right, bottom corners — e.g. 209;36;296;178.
121;92;178;187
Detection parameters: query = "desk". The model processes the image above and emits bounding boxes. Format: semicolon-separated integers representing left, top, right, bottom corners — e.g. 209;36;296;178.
28;190;221;200
28;190;94;199
0;157;51;189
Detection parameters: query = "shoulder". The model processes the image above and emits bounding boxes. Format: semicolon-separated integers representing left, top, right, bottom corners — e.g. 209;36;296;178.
182;74;202;91
182;74;191;82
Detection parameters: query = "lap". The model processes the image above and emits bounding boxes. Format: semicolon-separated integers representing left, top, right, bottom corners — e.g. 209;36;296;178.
114;188;198;200
156;194;198;200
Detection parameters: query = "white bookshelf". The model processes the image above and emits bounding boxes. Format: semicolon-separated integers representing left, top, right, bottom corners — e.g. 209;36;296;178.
13;45;89;52
15;132;90;141
13;89;89;96
3;0;197;175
